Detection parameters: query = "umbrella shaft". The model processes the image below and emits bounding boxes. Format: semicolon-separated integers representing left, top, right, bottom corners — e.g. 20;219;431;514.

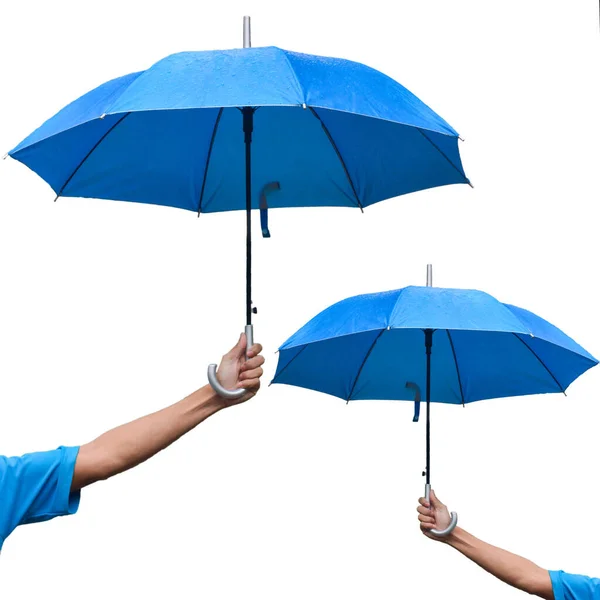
425;329;433;486
243;107;254;326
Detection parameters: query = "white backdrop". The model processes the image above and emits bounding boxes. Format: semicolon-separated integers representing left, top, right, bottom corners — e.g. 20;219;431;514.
0;1;598;598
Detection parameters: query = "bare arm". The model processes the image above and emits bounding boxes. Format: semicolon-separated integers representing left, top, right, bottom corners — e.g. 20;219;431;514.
72;334;264;490
417;491;553;600
444;527;553;599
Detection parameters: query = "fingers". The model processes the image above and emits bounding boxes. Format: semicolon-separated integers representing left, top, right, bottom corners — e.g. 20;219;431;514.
418;498;439;538
417;502;435;527
246;343;263;359
238;377;261;391
239;366;264;382
225;338;263;363
418;514;435;525
417;503;434;523
241;353;265;372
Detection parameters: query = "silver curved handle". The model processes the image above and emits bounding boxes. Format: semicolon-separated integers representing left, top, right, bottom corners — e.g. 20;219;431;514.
425;483;458;537
207;324;253;399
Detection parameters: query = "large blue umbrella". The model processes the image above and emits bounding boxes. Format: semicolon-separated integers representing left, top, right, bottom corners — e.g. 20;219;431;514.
6;18;470;398
272;265;598;536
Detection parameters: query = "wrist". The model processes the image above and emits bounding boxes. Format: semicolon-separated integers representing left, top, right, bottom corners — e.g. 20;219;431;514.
203;385;227;412
444;526;470;548
187;385;226;415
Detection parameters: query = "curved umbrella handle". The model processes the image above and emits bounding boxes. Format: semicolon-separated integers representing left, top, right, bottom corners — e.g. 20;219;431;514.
405;381;421;422
207;324;253;399
425;483;458;537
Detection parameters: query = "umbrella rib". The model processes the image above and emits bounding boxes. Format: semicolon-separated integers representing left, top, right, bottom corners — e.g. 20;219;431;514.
446;330;465;407
308;107;363;211
416;129;473;188
197;108;224;216
269;345;309;385
347;330;385;401
511;333;567;395
54;113;131;200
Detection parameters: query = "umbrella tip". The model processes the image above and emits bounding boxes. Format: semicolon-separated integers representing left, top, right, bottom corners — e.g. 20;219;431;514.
467;179;474;188
243;16;251;48
426;264;433;287
2;153;8;160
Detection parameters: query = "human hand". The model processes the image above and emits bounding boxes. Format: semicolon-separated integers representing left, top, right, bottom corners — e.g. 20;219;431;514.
214;333;265;407
417;489;453;541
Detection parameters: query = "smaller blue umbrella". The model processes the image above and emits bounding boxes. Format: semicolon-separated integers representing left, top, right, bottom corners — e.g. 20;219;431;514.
272;266;598;536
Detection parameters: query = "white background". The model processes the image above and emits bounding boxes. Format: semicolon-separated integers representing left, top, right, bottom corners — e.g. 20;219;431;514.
0;1;599;598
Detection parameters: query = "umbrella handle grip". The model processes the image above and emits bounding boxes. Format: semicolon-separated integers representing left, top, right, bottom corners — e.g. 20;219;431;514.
424;483;458;537
207;325;253;400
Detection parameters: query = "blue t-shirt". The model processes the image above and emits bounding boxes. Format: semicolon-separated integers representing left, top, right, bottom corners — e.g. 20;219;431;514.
0;446;81;550
550;570;600;599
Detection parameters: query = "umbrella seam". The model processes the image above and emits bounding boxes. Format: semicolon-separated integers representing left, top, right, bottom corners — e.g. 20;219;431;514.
308;107;363;210
511;333;567;395
103;72;147;115
54;113;131;198
416;129;470;185
197;108;224;215
347;330;386;401
281;326;388;351
501;303;536;337
503;304;597;362
388;288;408;326
446;330;466;407
269;345;309;385
278;49;307;103
9;71;145;156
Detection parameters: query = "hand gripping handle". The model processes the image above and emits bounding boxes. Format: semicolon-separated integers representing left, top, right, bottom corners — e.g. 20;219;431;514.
425;483;458;537
207;325;253;399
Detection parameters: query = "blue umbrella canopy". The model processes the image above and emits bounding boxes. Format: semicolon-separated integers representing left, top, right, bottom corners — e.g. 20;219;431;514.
272;285;597;404
7;34;470;399
8;47;469;211
272;279;597;537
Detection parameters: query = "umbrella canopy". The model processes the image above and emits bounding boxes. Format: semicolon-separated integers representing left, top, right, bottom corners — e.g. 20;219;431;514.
272;271;598;536
7;20;470;398
8;47;469;212
272;285;597;403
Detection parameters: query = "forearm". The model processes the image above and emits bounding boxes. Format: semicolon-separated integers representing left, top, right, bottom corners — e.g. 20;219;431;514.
72;385;223;489
445;527;553;599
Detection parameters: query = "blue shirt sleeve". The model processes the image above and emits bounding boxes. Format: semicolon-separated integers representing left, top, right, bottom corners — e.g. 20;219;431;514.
550;570;600;600
0;446;81;549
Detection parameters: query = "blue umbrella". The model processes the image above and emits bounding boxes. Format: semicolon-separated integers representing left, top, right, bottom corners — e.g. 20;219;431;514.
272;265;598;536
5;17;470;398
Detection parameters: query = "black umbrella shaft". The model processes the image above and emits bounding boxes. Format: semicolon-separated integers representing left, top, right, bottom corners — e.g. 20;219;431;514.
243;107;254;326
425;329;433;486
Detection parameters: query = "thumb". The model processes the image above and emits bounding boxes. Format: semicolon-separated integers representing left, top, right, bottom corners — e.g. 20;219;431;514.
429;489;444;509
227;333;246;358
